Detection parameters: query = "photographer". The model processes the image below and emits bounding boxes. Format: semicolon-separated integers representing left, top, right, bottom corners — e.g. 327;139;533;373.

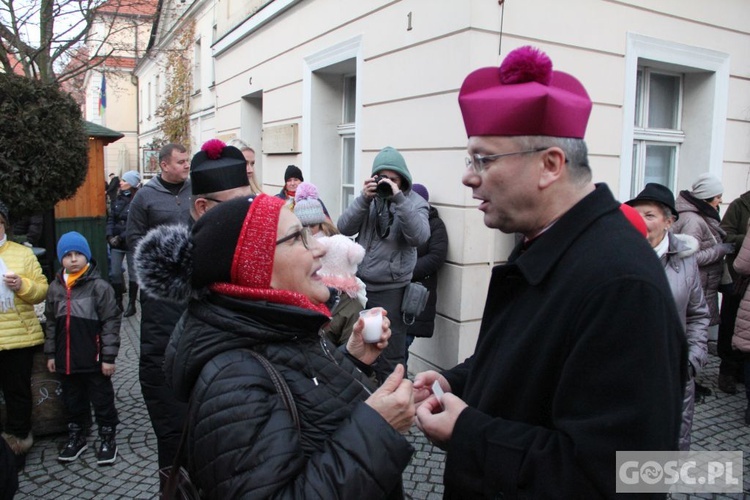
338;146;430;382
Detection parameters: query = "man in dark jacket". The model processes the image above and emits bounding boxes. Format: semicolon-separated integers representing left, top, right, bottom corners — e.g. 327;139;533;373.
414;45;687;498
126;143;191;471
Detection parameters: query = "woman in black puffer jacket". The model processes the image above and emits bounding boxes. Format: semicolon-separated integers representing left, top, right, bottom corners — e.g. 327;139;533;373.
136;193;414;499
406;184;448;344
106;170;140;317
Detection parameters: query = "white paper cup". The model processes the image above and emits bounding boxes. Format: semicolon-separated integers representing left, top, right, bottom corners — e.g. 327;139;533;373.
359;308;383;343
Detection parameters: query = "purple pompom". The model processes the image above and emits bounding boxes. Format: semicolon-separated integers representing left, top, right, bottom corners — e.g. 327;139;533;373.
498;46;553;86
295;182;319;202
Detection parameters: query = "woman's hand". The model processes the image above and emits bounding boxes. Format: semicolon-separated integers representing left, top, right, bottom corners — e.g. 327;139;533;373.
365;364;415;433
346;307;390;365
47;359;55;373
3;272;22;293
102;363;116;377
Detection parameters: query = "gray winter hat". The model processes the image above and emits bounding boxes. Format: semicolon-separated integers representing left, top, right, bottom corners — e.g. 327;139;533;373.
691;173;723;200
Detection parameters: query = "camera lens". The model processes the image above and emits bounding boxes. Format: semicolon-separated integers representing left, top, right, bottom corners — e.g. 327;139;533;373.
375;177;393;198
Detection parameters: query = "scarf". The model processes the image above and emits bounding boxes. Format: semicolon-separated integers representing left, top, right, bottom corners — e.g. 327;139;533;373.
0;236;16;312
680;190;721;223
654;231;670;258
64;264;90;288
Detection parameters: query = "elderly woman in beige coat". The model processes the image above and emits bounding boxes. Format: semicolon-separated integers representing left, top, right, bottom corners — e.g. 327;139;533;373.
730;221;750;425
0;200;49;468
627;183;710;450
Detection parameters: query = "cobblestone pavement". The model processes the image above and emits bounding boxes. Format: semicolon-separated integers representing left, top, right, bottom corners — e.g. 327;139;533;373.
12;311;749;499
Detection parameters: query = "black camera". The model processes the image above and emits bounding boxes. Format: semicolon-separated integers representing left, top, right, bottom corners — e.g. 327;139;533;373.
374;174;394;198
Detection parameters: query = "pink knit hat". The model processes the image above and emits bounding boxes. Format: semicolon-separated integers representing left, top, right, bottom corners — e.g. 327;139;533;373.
458;46;592;139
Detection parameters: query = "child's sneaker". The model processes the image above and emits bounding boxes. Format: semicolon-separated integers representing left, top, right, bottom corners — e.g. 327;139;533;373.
96;426;117;465
58;423;87;462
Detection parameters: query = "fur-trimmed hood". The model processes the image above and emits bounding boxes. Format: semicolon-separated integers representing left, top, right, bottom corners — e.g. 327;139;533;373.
134;224;194;304
669;233;699;259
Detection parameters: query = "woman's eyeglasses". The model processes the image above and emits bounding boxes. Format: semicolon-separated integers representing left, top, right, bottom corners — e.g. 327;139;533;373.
276;227;313;250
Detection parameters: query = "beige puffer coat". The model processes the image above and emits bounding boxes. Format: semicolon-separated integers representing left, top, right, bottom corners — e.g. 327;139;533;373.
0;240;48;351
732;222;750;353
672;192;729;325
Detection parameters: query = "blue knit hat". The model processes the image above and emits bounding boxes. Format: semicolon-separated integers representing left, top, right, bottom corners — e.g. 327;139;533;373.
121;170;141;187
57;231;92;263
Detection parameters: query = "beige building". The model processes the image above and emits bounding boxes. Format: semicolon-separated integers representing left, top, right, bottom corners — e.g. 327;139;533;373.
140;0;750;373
135;0;216;179
84;0;156;177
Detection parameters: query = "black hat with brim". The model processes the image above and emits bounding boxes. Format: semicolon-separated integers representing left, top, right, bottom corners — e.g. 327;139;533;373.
625;182;679;221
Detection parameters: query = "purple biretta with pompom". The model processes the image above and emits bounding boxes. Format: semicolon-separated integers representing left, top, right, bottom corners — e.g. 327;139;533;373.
458;45;592;138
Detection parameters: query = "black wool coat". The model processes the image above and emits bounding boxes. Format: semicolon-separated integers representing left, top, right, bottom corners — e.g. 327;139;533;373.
406;206;448;338
441;184;687;499
164;293;413;499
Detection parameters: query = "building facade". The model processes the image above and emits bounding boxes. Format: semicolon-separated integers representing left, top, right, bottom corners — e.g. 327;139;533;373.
84;0;157;177
138;0;750;373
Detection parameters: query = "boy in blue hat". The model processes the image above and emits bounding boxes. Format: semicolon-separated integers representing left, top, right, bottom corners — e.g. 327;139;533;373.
44;232;121;465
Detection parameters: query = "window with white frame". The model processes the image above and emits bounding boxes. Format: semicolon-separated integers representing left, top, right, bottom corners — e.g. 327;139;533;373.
620;34;729;202
339;75;357;212
147;81;152;118
631;68;684;194
304;37;362;220
193;38;202;93
155;75;160;108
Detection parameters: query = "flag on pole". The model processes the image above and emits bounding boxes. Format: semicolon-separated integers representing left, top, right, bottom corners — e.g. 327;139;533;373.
98;74;107;116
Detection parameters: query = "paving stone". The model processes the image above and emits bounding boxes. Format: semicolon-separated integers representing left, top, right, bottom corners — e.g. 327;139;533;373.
13;313;749;497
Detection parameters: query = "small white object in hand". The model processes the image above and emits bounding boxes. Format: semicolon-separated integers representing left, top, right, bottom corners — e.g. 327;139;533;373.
432;380;445;409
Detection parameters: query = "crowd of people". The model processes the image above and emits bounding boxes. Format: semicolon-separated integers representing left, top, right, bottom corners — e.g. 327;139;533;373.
1;44;749;498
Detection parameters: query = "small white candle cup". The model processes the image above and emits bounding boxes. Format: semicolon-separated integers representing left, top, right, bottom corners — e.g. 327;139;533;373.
359;308;383;343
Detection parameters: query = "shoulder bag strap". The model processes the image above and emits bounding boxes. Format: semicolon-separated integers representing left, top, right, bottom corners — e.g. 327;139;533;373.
162;394;196;499
245;349;301;431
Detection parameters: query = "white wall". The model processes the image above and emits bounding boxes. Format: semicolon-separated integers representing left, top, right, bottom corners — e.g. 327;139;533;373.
133;0;750;373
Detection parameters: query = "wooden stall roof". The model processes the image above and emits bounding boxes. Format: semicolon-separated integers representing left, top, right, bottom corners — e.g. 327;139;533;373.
84;121;124;145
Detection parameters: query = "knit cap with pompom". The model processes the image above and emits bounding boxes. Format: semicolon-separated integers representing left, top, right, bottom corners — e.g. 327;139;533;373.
294;182;326;227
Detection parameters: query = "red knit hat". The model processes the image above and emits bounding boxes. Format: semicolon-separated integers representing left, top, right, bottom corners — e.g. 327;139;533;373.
202;193;330;315
458;46;592;139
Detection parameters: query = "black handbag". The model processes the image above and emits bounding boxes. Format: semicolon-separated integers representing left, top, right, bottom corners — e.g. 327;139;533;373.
401;282;430;326
160;349;300;499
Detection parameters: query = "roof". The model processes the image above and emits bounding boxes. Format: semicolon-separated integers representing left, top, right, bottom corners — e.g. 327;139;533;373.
84;121;124;145
98;0;158;17
92;56;137;69
6;52;25;76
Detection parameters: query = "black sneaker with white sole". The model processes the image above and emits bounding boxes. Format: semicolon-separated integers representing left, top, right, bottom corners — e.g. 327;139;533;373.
97;427;117;465
58;424;87;462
